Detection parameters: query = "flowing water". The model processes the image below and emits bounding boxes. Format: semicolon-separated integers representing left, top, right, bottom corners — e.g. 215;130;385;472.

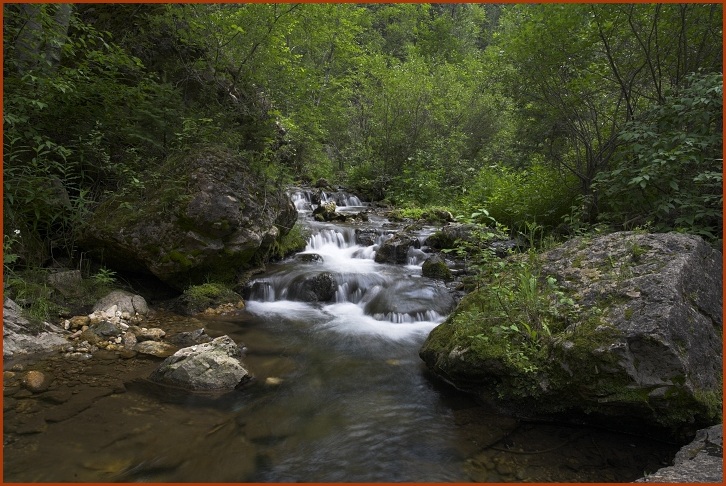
2;189;679;482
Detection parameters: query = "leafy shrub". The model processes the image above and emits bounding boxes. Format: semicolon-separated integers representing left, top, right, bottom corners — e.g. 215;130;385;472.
462;163;578;231
594;72;723;240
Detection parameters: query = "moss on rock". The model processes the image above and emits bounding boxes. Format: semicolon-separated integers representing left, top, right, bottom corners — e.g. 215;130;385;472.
420;232;723;432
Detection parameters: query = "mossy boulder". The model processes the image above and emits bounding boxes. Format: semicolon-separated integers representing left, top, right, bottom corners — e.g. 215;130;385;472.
422;254;452;281
79;146;297;289
420;232;722;433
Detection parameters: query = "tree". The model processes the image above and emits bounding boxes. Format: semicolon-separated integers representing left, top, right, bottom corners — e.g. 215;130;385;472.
492;3;722;223
593;72;723;239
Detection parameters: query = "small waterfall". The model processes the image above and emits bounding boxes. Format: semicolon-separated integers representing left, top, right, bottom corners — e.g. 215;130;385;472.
246;188;455;337
320;191;364;207
306;228;357;251
289;188;367;213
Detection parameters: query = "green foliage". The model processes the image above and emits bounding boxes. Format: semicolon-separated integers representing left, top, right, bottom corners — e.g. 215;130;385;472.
3;229;22;270
461;164;578;231
181;282;242;314
269;223;308;260
594;72;723;240
91;267;117;285
3;2;722;280
444;249;578;383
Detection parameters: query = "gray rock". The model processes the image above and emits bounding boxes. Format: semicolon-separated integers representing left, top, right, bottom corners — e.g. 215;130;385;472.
78;147;297;289
422;254;453;280
92;290;149;316
297;272;336;302
148;335;252;391
47;270;83;298
296;253;324;264
92;320;122;338
128;326;166;341
3;298;68;358
374;233;420;264
22;370;52;393
636;424;722;482
168;328;212;348
355;229;379;247
420;232;722;430
312;201;337;222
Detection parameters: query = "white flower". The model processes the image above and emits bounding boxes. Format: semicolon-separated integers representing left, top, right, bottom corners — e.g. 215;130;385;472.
13;229;20;235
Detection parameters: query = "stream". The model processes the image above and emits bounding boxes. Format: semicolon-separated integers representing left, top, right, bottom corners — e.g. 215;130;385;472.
2;189;678;482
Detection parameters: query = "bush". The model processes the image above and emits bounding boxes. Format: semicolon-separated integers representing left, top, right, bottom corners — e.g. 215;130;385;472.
594;72;723;240
462;163;578;231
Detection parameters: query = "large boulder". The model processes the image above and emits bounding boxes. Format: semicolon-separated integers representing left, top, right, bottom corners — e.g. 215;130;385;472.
148;335;252;391
79;147;297;289
92;290;149;316
420;232;722;432
425;223;521;257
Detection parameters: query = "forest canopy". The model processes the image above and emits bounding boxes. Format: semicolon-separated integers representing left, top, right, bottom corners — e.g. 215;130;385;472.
3;3;723;269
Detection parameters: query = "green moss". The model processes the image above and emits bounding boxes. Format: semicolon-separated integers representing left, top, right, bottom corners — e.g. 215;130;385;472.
167;250;193;268
181;282;242;314
268;223;308;260
422;257;453;280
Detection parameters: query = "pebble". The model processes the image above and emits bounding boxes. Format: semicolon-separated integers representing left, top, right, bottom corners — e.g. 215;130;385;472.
69;315;90;329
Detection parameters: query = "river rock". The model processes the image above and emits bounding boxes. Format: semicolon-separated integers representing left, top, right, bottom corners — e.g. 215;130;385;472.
296;253;324;264
636;424;723;482
313;201;338;222
374;233;420;264
148;335;252;391
92;320;123;338
420;232;722;431
3;298;68;358
78;146;298;289
92;290;149;317
128;326;166;341
134;341;178;358
422;254;453;280
167;328;212;347
355;229;378;247
297;272;337;302
68;315;90;330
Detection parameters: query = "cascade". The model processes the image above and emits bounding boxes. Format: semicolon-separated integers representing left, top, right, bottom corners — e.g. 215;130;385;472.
245;189;455;336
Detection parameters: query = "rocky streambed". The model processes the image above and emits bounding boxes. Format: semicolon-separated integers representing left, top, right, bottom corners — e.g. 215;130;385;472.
3;185;723;482
2;304;686;483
